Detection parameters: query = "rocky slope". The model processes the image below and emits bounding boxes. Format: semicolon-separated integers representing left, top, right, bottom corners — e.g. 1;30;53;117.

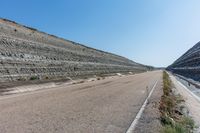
0;18;150;85
167;41;200;81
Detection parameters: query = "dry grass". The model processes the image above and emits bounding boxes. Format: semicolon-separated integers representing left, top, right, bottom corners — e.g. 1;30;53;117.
160;71;194;133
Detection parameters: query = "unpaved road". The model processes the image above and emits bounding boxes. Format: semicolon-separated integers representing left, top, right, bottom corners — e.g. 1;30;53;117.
0;71;162;133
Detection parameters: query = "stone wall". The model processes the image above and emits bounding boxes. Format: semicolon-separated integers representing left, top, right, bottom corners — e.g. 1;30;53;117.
0;18;149;83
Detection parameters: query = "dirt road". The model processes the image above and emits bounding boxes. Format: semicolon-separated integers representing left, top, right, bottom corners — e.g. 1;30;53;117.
0;71;162;133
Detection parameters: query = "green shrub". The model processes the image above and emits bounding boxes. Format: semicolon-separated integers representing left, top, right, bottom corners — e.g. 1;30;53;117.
30;76;38;80
161;115;173;126
181;117;195;129
161;123;187;133
162;125;177;133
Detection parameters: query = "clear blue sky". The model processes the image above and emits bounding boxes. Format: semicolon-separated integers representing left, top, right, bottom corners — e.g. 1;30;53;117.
1;0;200;67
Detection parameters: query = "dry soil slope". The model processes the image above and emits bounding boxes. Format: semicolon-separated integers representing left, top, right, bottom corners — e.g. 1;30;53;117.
0;18;151;84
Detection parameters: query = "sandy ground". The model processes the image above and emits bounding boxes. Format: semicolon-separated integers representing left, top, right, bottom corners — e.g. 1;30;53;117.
133;75;163;133
0;71;161;133
170;74;200;132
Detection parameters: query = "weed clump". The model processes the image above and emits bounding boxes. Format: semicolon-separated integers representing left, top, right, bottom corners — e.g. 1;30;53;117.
30;76;38;80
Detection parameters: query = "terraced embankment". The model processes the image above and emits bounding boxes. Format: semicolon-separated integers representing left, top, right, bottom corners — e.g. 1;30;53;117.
167;41;200;81
0;18;150;88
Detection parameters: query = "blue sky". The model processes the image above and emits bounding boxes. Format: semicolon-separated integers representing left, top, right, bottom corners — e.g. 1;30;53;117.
1;0;200;67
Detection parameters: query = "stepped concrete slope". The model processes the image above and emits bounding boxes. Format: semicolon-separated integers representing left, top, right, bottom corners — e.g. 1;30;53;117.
0;18;150;86
167;41;200;81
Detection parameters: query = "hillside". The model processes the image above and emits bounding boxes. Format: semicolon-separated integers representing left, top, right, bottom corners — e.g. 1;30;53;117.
0;18;150;85
167;41;200;81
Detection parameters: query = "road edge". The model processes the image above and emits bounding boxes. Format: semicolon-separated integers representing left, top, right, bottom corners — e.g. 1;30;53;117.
126;80;158;133
169;72;200;132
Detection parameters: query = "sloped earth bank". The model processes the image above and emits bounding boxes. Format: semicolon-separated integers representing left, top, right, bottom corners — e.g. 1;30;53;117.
0;18;150;85
170;74;200;132
133;73;163;132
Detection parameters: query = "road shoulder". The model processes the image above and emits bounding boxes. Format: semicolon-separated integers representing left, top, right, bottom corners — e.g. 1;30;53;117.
170;74;200;132
133;78;163;132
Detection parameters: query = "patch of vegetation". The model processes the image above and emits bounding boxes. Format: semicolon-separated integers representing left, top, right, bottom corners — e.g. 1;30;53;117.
97;77;101;80
24;25;37;31
17;77;26;81
30;76;38;80
45;76;49;80
2;18;17;24
160;71;195;133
